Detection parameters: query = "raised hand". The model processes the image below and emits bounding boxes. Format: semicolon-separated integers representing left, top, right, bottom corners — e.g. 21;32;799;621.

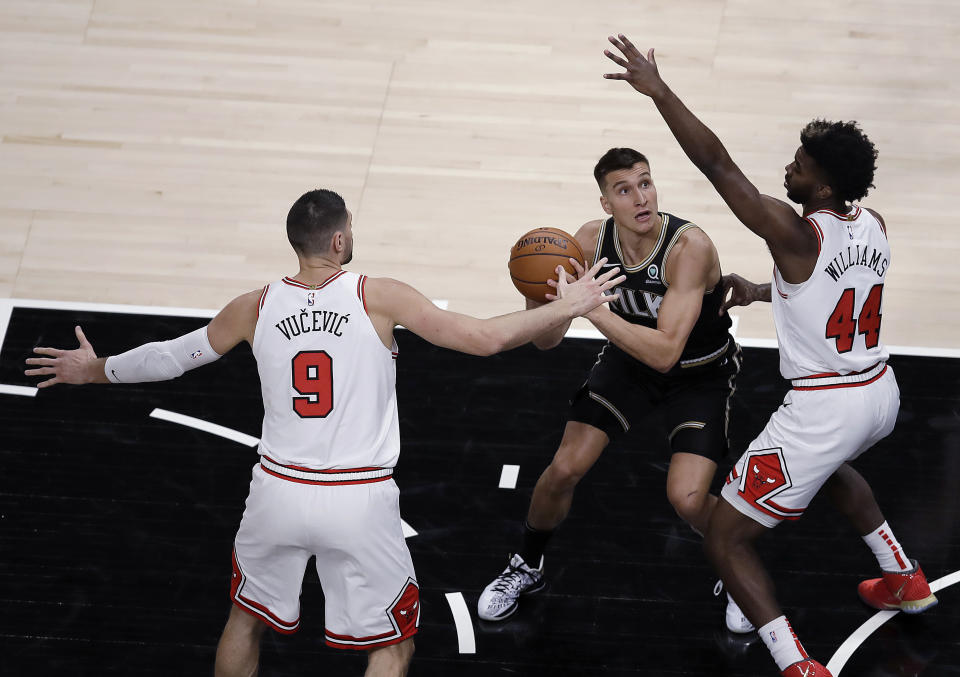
602;34;665;98
25;325;102;388
547;257;625;316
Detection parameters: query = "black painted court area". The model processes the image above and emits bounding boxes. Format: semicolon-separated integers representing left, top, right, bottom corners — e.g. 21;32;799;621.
1;307;958;676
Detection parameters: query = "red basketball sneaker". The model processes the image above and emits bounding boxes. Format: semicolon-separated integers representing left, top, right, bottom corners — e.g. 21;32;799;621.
858;559;938;614
781;659;832;676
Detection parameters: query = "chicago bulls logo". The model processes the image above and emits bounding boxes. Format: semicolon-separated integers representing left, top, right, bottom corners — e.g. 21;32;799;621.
736;448;798;520
388;579;420;637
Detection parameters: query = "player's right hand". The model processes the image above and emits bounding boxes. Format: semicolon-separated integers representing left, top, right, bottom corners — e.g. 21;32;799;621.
602;34;666;99
720;273;759;313
25;325;99;388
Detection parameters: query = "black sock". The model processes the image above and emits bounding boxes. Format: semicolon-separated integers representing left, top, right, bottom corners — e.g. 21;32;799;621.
519;521;553;567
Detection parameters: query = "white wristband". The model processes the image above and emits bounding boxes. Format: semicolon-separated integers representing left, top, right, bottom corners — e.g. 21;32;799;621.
104;326;221;383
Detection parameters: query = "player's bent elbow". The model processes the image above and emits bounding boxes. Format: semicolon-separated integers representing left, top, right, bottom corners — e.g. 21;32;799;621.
532;334;563;351
653;350;682;374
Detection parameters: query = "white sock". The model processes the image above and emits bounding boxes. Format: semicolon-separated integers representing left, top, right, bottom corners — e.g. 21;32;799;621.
862;521;910;572
758;615;808;671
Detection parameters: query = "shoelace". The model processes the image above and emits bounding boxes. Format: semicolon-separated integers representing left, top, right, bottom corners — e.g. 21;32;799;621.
490;564;536;593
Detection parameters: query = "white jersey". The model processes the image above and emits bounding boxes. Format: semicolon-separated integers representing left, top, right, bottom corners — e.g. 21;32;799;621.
772;205;890;380
252;271;400;470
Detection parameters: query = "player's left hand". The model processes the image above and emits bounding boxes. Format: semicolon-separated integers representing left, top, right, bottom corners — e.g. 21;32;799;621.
602;34;665;98
25;325;99;388
546;257;624;316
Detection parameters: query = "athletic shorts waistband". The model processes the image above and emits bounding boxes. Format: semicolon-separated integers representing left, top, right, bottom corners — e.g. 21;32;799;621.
790;361;887;391
259;455;394;485
679;338;731;369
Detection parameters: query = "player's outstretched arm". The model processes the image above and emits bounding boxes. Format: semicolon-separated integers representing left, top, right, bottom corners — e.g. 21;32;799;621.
25;289;260;388
602;34;816;267
719;273;771;315
365;260;624;356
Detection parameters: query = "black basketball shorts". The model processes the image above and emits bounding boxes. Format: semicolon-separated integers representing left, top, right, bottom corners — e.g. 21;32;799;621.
568;340;741;462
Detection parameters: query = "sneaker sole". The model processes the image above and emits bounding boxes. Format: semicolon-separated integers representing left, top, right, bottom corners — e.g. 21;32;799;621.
858;592;939;614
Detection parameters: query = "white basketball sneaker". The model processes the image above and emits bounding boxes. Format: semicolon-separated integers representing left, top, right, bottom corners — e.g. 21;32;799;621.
725;593;755;633
477;553;546;621
714;580;755;633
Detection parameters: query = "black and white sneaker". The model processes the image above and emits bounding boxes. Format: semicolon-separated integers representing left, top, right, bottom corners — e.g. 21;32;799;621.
477;553;546;621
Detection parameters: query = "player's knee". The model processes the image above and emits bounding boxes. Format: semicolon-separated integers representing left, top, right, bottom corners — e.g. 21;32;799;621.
544;458;587;492
667;486;707;526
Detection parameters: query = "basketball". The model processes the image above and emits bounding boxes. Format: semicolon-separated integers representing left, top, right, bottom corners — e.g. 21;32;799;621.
508;227;586;303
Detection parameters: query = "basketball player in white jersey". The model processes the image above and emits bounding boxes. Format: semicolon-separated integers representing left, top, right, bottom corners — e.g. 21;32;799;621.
603;35;936;677
24;188;625;677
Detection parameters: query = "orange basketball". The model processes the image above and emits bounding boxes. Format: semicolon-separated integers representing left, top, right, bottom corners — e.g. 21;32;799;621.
508;227;586;303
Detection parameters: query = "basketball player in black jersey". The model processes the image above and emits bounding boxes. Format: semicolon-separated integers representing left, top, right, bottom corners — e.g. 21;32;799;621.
478;148;748;630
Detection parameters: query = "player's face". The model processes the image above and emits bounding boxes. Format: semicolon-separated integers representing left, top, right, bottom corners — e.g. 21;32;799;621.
600;163;659;234
784;147;827;205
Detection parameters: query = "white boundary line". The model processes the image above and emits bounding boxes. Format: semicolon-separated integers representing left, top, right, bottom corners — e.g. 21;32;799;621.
0;299;12;355
1;298;960;358
444;592;476;654
150;408;260;447
498;464;519;489
827;568;960;675
0;383;37;397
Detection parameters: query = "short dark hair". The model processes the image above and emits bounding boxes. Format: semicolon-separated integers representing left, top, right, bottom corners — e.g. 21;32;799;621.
593;148;650;190
800;120;878;203
286;189;348;256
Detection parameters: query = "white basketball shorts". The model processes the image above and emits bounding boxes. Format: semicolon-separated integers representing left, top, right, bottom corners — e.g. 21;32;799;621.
721;362;899;528
230;459;419;649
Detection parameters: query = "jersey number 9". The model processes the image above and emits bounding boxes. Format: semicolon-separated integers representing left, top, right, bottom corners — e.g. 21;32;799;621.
291;350;333;418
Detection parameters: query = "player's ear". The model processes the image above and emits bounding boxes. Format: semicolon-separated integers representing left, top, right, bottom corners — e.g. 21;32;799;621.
599;194;613;215
815;182;833;201
332;231;344;253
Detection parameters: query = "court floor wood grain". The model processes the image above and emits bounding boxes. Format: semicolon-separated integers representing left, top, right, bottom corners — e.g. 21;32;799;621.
1;1;959;348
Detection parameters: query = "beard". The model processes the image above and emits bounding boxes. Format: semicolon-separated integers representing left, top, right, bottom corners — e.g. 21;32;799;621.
785;186;805;204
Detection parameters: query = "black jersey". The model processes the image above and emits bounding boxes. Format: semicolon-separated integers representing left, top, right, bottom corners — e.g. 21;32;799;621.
593;213;733;375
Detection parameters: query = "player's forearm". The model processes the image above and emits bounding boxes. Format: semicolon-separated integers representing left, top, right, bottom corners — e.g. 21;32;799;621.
649;85;734;181
525;298;571;350
754;282;772;303
476;301;577;356
85;357;110;384
587;307;680;373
